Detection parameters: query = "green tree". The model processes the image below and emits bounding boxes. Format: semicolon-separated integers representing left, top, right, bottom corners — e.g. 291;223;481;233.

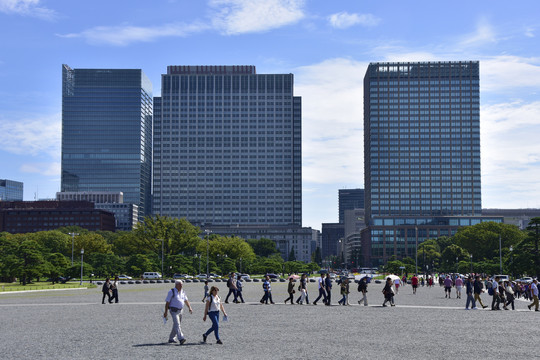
0;233;22;282
74;233;113;255
440;244;469;273
288;247;296;261
17;239;47;285
46;253;71;283
125;254;158;277
31;231;71;257
312;246;322;266
453;222;524;261
526;217;540;278
134;215;201;256
88;253;124;277
246;238;279;257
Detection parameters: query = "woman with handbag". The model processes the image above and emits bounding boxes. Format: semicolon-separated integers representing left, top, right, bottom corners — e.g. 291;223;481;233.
296;273;308;304
284;277;295;304
382;277;395;307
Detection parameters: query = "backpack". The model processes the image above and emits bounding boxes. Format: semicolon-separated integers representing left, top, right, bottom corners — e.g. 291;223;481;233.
227;277;233;288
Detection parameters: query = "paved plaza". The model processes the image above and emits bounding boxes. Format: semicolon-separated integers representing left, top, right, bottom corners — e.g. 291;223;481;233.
1;280;539;359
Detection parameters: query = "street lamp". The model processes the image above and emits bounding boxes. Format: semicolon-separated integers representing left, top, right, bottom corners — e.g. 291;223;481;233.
415;226;418;275
195;254;201;275
499;234;503;274
80;248;84;285
509;246;513;278
239;257;242;274
68;232;79;266
205;229;212;277
469;254;473;274
156;239;164;277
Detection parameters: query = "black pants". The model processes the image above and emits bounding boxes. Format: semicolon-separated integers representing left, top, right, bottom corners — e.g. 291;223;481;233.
102;291;111;304
313;288;327;304
491;294;501;309
235;290;244;303
284;292;294;303
325;288;332;305
261;291;273;304
111;289;118;303
225;288;236;302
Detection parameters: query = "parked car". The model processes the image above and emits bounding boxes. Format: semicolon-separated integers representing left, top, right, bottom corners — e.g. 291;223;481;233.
142;272;162;279
118;275;132;280
493;274;510;282
240;274;251;281
196;274;211;279
266;273;279;279
518;277;533;283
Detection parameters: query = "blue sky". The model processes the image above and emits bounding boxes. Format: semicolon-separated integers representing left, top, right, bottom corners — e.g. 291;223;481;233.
1;0;540;230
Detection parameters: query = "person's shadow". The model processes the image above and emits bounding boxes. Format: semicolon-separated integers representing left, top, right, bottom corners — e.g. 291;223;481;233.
133;342;209;347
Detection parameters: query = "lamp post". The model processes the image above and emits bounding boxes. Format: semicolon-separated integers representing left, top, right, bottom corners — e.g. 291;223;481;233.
157;239;164;278
205;229;212;277
499;234;503;274
195;254;201;275
415;226;418;275
68;232;79;266
509;246;513;278
80;248;84;285
239;257;242;274
469;254;473;274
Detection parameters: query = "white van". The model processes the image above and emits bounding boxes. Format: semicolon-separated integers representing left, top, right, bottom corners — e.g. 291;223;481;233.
142;272;162;279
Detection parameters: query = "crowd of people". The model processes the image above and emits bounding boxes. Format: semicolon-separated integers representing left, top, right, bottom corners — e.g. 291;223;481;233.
159;272;538;345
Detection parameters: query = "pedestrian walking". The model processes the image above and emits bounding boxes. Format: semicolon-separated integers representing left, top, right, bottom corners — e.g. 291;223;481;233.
382;277;395;307
296;274;308;304
527;279;539;311
203;286;227;345
313;273;327;305
338;278;350;305
234;275;245;303
455;276;463;299
324;272;332;305
284;277;295;304
164;280;193;345
260;275;274;304
491;276;501;310
225;273;237;304
473;276;488;309
504;281;515;310
394;277;402;294
443;276;453;298
465;276;476;310
110;276;119;303
357;277;368;306
101;278;112;304
202;280;209;302
411;274;419;294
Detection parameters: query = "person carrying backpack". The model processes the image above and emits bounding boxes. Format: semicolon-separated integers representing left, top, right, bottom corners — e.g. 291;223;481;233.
224;273;237;304
357;277;368;306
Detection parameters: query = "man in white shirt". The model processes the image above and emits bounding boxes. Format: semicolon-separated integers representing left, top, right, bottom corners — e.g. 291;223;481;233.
313;273;327;305
491;276;501;310
164;280;193;344
527;279;539;311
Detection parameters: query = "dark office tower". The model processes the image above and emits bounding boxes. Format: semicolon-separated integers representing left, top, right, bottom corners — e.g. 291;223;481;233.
153;65;302;226
338;188;365;223
363;62;501;266
61;65;153;220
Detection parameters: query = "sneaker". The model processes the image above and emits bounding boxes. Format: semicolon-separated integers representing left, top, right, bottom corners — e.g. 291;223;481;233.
217;340;223;344
358;300;362;304
168;340;176;344
472;307;478;310
313;302;317;305
179;339;186;345
202;334;207;343
482;306;488;309
382;304;387;307
465;308;469;310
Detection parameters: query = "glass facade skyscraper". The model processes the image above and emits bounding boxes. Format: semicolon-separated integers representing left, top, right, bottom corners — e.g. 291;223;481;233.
0;179;23;201
363;61;501;266
338;188;365;223
153;65;302;226
61;64;153;220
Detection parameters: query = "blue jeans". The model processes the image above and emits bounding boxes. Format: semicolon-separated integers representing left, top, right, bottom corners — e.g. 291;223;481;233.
466;293;476;309
205;311;220;340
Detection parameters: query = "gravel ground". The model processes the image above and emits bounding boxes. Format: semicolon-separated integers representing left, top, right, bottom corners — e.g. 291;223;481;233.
1;280;539;360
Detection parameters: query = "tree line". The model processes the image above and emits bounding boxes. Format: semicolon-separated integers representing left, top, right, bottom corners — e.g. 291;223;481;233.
0;215;319;284
383;219;540;278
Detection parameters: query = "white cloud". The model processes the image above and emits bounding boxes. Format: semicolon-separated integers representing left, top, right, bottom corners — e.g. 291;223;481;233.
0;0;56;20
210;0;305;35
20;162;60;177
481;55;540;92
481;101;540;208
0;112;61;158
460;18;497;47
295;58;367;185
328;12;380;29
58;22;210;46
525;27;535;38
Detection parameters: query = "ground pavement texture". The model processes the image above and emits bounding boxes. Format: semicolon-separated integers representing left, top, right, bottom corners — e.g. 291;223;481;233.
1;281;539;360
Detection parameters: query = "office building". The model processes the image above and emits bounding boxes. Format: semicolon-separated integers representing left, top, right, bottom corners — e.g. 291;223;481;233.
56;192;138;231
61;64;153;221
0;179;23;201
338;189;364;223
203;224;313;263
153;65;302;226
363;61;502;266
482;208;540;230
321;222;344;260
0;201;116;233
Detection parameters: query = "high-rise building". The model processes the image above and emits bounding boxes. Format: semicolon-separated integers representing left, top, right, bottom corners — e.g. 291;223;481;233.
363;61;502;266
153;65;302;226
61;65;153;220
338;188;365;223
0;179;23;201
